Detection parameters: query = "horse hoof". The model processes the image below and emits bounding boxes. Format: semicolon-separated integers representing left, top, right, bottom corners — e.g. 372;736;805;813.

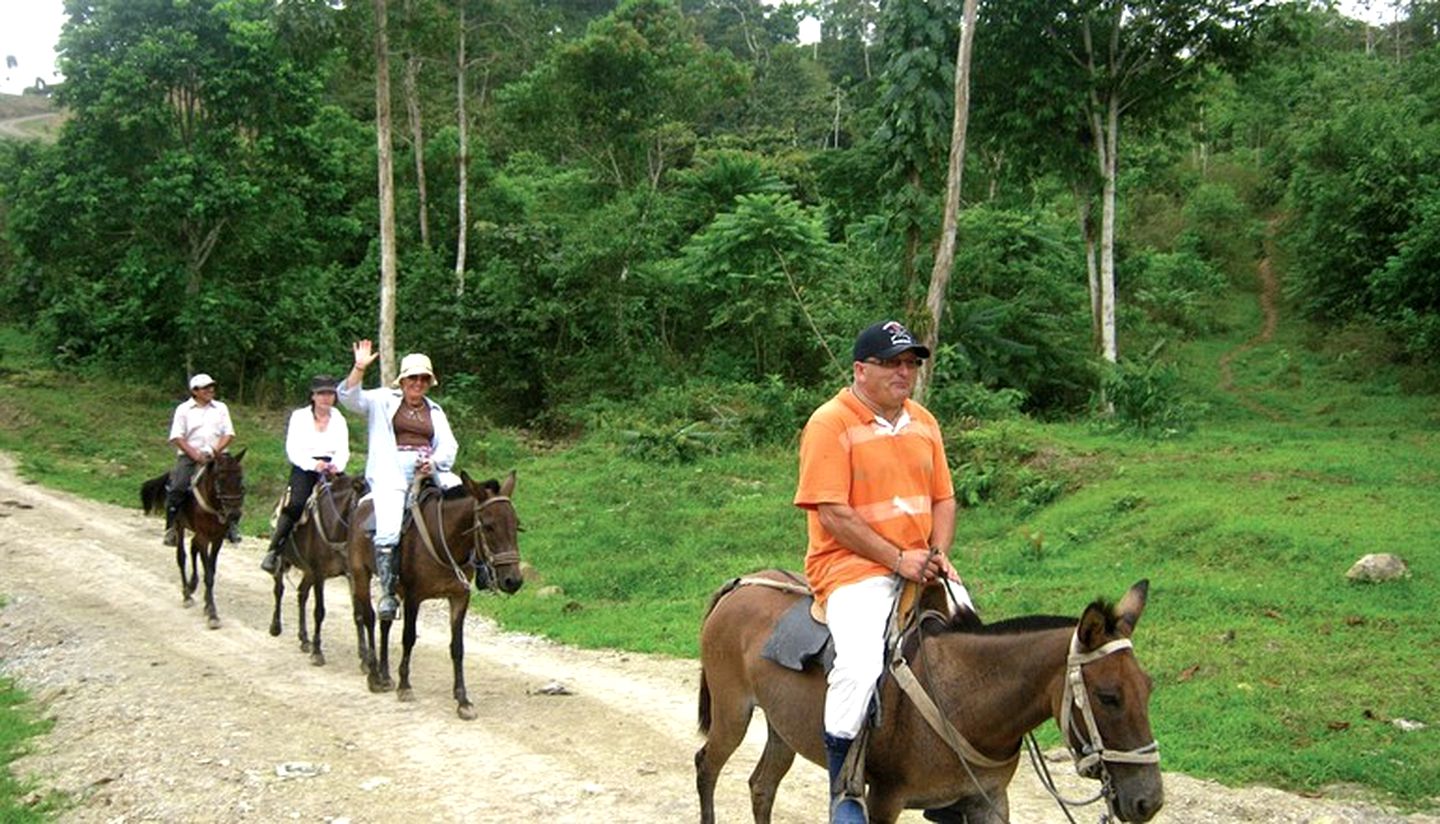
269;624;281;637
310;653;325;667
457;703;476;721
397;688;414;703
206;617;222;630
183;597;195;609
300;641;312;653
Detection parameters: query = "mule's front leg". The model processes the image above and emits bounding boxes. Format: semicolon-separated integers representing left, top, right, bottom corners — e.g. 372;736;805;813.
176;541;193;607
396;599;420;703
269;568;286;637
201;542;222;630
449;598;474;720
308;578;327;666
297;578;314;653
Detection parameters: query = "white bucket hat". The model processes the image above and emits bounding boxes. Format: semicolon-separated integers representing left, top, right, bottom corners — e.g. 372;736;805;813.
189;373;216;391
392;353;437;387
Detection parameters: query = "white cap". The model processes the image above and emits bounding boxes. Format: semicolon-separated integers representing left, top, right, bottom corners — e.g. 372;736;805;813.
189;373;216;390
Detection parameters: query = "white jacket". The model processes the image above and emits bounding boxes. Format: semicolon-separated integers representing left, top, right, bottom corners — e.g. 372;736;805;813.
337;383;459;492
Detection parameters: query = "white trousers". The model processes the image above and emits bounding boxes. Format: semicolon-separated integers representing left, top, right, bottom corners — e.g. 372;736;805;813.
371;459;420;548
824;574;899;738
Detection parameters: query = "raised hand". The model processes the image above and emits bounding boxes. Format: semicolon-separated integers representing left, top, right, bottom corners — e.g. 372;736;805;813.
352;339;379;371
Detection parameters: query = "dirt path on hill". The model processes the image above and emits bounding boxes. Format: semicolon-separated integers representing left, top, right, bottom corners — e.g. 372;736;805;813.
1218;228;1287;420
1;453;1435;823
0;112;62;140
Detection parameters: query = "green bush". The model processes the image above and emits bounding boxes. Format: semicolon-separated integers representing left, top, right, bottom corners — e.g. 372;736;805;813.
1095;342;1201;439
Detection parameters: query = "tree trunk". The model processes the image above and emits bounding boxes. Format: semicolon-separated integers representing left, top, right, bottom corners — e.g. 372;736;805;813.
1099;91;1118;364
454;0;468;296
915;0;978;402
404;52;430;250
374;0;398;385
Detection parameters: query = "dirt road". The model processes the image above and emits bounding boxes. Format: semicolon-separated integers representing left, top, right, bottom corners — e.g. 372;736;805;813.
1;454;1434;823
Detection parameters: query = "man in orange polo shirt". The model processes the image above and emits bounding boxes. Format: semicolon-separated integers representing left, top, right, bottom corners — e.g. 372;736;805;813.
795;319;961;824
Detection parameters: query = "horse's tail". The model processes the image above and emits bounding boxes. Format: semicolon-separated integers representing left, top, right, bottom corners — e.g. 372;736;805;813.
139;473;170;515
698;667;713;735
696;577;745;735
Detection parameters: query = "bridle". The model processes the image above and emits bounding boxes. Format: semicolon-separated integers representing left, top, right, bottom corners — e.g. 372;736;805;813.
192;459;245;526
895;613;1159;824
308;477;354;548
1028;633;1161;822
409;483;519;590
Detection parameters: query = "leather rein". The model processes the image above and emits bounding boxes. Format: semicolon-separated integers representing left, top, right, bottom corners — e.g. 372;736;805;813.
408;481;517;589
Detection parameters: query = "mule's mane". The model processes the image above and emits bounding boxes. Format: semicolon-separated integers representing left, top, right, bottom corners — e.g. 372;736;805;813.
925;597;1117;636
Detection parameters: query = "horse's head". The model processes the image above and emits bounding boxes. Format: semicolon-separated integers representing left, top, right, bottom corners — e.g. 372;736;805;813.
210;448;247;520
461;469;523;595
1063;579;1163;822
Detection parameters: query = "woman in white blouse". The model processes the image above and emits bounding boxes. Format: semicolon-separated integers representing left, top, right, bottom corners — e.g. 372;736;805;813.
259;375;351;573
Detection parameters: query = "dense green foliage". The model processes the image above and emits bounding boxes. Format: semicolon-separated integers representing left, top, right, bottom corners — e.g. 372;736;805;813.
3;2;1440;810
11;0;1430;423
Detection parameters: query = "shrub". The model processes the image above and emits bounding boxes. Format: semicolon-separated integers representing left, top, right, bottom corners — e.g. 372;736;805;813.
1095;342;1201;439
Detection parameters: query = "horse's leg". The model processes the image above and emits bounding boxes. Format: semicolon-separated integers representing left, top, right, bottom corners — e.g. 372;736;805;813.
297;576;313;653
695;678;755;824
309;577;326;667
746;724;796;824
269;567;285;637
396;598;420;703
374;615;395;692
186;536;201;599
351;577;375;674
176;538;192;607
201;538;221;630
448;595;474;720
921;791;1010;824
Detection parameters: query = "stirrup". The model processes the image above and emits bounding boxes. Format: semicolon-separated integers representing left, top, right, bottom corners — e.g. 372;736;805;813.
163;527;178;547
260;549;280;573
830;793;868;824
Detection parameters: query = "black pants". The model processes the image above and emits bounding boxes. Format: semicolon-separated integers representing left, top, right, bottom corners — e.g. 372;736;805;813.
281;466;322;522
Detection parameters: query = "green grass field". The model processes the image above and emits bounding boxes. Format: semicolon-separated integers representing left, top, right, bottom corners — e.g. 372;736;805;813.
0;292;1437;812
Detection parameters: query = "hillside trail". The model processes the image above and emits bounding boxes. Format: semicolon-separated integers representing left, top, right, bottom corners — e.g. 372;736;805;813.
1;453;1435;823
1217;224;1287;420
0;112;62;140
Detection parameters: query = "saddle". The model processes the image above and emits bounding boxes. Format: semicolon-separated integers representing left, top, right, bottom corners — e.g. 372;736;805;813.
762;596;836;673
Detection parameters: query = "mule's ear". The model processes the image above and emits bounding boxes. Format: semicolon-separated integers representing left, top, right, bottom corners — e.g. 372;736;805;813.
1076;603;1110;652
1115;579;1149;638
232;447;248;462
499;469;516;497
459;469;474;487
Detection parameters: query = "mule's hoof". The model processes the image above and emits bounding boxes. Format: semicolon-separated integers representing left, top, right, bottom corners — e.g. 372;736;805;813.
269;624;282;637
397;688;415;703
310;652;325;667
457;703;477;721
206;617;222;630
300;640;312;653
183;597;195;609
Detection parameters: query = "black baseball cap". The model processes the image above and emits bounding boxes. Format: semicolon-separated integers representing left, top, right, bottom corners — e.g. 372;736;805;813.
853;320;930;363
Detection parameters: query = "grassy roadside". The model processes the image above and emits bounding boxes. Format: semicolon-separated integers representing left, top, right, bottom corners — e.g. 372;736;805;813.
0;309;1437;811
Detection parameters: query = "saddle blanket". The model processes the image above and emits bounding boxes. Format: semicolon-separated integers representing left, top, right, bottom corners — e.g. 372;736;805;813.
762;596;835;673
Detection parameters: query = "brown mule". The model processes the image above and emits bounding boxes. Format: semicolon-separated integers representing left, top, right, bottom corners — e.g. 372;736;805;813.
695;572;1163;823
267;473;368;666
348;470;523;719
140;450;248;630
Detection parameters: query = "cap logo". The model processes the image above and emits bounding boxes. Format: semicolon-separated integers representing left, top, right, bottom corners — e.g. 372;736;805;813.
882;321;915;346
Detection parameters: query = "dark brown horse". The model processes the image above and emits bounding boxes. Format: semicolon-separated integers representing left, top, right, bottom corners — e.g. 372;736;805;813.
267;473;367;665
695;574;1162;824
348;470;522;719
140;450;248;630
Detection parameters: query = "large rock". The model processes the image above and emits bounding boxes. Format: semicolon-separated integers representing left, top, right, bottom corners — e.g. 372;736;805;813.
1345;553;1409;583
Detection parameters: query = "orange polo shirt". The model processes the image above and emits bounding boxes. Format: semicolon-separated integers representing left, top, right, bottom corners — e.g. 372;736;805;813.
795;388;954;606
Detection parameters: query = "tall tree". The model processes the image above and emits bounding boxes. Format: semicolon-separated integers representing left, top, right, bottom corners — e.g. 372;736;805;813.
873;0;961;313
375;0;399;383
916;0;979;400
977;0;1261;362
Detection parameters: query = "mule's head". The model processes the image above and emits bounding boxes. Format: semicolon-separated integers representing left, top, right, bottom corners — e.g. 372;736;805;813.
462;470;523;595
212;448;247;520
1065;579;1163;822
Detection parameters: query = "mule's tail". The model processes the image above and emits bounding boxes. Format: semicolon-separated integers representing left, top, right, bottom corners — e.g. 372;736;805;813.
696;577;746;736
140;473;170;515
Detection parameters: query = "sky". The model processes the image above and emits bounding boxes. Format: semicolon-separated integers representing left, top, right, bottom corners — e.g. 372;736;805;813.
0;1;1402;97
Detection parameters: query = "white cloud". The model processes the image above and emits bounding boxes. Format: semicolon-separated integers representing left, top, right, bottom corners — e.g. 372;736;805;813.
0;0;65;95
